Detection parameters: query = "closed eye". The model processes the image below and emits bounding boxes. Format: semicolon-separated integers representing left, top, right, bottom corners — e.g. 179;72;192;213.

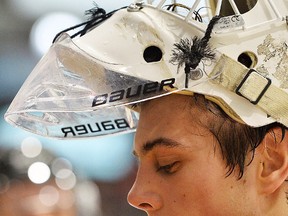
157;161;180;175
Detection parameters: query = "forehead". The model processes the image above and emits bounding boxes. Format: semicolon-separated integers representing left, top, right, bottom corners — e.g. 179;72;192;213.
138;94;208;125
135;94;212;149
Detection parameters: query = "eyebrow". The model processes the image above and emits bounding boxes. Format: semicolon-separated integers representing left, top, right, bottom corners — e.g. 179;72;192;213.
133;137;183;157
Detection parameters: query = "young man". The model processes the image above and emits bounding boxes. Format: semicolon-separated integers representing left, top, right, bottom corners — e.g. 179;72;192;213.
127;93;288;215
4;0;288;215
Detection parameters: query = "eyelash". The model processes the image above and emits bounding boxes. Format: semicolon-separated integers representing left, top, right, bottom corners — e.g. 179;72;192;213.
157;161;179;175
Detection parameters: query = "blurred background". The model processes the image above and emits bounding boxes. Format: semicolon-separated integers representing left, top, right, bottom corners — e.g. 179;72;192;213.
0;0;146;215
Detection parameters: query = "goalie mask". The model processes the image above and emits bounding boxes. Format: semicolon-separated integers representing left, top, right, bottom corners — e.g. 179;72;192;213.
4;0;288;139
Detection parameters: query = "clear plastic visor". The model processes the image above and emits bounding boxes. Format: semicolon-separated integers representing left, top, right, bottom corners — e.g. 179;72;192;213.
4;33;182;139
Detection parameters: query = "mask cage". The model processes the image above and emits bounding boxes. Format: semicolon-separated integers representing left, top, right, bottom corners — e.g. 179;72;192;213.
134;0;284;31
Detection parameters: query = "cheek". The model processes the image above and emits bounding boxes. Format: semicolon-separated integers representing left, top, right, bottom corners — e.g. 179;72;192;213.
170;156;233;209
180;169;222;199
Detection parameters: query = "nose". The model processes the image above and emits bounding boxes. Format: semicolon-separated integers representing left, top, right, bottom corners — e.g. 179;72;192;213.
127;169;163;212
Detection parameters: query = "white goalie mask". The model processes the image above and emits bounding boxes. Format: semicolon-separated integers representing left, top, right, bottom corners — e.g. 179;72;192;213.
4;0;288;139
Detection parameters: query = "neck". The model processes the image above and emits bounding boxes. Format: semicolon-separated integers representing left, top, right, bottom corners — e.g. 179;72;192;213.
259;186;288;216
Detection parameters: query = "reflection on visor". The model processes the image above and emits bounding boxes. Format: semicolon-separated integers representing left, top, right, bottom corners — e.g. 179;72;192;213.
4;33;181;138
6;106;138;138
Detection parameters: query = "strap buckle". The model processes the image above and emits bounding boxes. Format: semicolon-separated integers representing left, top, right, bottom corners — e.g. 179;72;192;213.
236;69;272;105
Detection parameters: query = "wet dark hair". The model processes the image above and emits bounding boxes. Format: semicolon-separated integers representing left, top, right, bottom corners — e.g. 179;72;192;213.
191;94;286;179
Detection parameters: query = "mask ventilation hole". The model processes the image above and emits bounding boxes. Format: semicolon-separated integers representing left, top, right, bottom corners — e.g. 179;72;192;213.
143;46;163;63
237;51;257;68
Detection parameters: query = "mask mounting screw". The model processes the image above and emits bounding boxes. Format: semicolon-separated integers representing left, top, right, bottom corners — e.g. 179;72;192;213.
189;68;203;80
127;2;144;12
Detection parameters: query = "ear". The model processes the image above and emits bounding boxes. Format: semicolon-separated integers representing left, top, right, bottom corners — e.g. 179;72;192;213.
258;127;288;194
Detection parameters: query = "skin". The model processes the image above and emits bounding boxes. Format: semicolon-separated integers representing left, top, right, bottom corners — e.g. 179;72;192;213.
127;94;288;216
